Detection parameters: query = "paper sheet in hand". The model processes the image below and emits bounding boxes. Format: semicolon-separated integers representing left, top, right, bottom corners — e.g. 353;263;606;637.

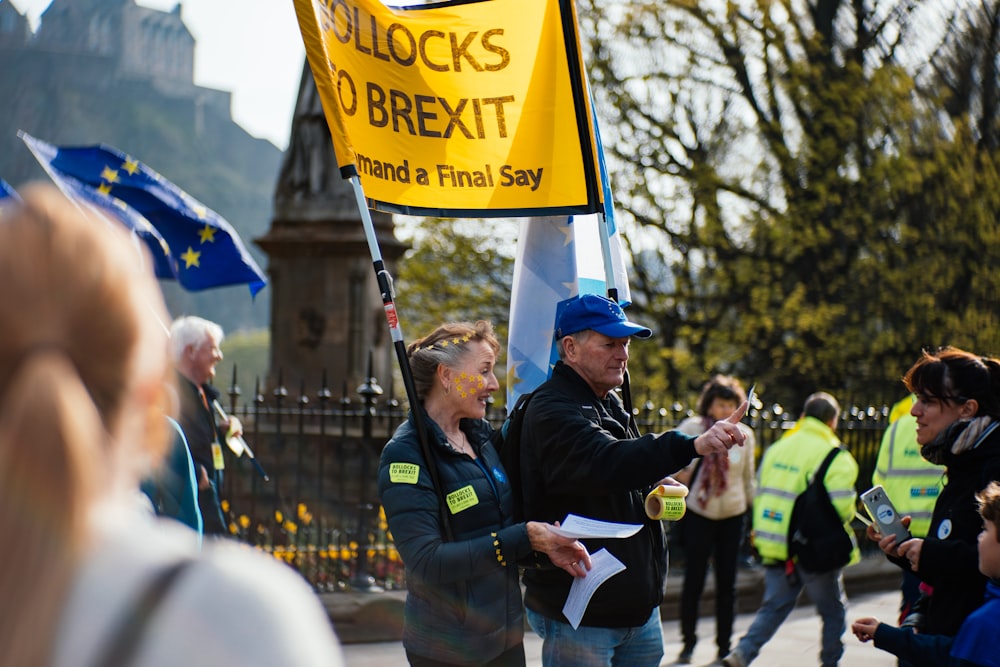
549;514;642;539
562;548;626;629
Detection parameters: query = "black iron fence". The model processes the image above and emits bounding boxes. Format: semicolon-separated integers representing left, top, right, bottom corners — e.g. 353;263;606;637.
214;372;893;592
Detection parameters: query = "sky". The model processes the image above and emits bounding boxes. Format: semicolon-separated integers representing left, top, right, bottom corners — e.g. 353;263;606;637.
8;0;306;150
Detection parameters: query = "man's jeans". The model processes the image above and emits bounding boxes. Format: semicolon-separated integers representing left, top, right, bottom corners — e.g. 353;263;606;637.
734;564;847;667
525;607;663;667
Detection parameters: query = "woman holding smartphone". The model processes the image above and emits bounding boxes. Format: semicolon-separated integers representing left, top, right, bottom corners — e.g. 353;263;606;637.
868;347;1000;637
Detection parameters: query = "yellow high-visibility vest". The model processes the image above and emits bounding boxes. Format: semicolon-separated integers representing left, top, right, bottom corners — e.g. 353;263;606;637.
753;417;859;564
873;397;944;538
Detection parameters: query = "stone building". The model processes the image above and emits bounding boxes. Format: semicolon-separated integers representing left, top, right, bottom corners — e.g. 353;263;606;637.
0;2;30;48
1;0;229;120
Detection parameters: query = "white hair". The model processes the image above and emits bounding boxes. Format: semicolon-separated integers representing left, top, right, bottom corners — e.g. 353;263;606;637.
169;316;223;362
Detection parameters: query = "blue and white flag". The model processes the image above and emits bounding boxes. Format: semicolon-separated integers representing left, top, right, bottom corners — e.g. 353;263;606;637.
20;132;267;296
506;216;579;409
589;104;631;306
505;108;633;410
574;213;631;306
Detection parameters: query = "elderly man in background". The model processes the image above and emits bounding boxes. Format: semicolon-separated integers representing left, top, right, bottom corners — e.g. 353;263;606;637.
170;315;242;537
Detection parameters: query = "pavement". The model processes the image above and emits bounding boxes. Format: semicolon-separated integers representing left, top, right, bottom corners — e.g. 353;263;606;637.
328;556;905;666
340;588;900;666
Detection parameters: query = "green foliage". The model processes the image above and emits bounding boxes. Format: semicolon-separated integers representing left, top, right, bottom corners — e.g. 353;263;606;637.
580;0;1000;408
394;218;516;389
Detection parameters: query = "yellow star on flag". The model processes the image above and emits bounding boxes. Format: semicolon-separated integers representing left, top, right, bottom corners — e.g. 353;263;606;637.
97;182;112;196
180;246;201;268
122;158;140;175
558;221;573;246
198;224;216;244
100;166;119;183
507;362;524;390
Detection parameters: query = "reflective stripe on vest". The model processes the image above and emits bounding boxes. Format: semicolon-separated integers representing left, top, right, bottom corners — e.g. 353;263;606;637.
874;418;943;538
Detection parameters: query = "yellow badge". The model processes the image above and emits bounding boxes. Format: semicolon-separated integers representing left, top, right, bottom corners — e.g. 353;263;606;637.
446;485;479;514
211;443;225;470
389;462;420;484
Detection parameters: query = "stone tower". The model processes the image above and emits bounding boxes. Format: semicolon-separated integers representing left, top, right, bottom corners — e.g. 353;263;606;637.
257;64;407;395
34;0;194;86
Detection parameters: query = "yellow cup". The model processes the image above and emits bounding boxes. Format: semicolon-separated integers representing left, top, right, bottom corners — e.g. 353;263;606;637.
645;483;689;521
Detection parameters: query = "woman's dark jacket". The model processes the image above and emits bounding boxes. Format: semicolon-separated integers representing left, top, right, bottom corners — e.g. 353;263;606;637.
890;422;1000;635
377;412;531;665
519;362;698;628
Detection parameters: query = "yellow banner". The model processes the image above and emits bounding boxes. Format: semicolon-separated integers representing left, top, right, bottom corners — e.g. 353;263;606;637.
293;0;601;216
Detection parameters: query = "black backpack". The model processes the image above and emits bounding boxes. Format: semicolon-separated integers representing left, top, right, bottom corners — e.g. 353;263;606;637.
787;447;854;572
492;391;536;522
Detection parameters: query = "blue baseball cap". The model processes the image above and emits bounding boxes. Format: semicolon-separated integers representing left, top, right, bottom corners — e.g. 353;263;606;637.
555;294;652;339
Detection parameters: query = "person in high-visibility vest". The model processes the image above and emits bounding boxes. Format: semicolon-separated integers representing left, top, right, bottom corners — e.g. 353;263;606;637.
872;394;945;638
722;392;859;667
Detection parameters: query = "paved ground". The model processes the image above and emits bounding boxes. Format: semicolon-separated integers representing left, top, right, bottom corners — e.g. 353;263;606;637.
341;587;900;666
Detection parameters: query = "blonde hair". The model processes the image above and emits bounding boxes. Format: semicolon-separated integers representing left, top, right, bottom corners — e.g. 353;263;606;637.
0;184;172;665
407;321;499;401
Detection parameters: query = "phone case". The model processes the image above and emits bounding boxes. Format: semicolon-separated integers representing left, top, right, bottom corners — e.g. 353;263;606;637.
860;485;911;543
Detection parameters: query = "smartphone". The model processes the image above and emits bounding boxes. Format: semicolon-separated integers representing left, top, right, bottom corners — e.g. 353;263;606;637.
860;485;911;543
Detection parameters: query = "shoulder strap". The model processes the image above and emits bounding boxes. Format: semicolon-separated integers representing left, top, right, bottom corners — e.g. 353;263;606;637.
812;447;842;484
92;559;195;667
622;370;637;433
498;390;536;522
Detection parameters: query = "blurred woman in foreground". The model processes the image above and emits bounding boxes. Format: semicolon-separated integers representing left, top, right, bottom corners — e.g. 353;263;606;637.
0;184;344;666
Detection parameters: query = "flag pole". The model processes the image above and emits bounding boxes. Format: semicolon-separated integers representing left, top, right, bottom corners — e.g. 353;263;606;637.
346;174;455;542
562;0;624;308
20;131;171;332
585;84;635;416
20;131;109;228
598;214;618;302
290;0;454;539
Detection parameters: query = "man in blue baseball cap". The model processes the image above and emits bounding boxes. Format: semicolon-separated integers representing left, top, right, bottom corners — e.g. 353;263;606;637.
516;293;749;667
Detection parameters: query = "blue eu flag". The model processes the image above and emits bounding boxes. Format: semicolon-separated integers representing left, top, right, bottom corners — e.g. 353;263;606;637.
0;178;21;212
56;173;178;281
21;133;267;296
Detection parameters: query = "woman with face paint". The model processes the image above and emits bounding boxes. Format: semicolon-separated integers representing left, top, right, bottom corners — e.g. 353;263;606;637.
377;321;591;667
867;346;1000;637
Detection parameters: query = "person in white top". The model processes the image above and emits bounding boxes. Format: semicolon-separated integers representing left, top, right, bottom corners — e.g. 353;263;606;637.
673;376;757;664
0;184;344;667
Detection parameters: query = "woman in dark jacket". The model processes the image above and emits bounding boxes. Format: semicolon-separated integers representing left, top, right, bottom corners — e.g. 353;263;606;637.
377;321;590;667
870;347;1000;636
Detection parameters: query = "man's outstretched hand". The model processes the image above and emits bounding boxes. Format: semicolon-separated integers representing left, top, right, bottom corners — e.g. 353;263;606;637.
693;400;748;456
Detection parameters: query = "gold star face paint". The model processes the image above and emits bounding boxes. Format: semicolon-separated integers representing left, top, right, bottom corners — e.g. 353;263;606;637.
454;371;486;398
447;340;499;420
